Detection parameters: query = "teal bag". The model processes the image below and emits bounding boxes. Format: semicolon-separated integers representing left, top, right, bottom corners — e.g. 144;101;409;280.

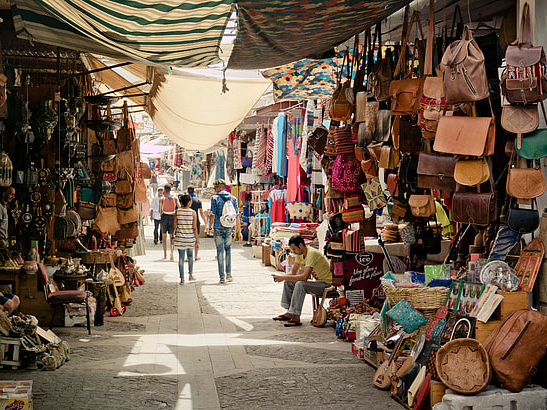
386;299;427;333
515;128;547;159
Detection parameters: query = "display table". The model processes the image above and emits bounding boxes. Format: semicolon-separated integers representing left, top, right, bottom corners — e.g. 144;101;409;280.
364;239;452;264
0;267;23;296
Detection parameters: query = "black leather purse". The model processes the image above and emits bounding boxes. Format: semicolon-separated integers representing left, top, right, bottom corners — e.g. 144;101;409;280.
507;199;540;234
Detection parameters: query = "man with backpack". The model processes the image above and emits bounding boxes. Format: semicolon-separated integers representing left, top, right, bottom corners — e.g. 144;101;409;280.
160;183;179;261
208;179;242;283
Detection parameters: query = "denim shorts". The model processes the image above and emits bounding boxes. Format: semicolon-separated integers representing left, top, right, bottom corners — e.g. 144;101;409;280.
0;291;15;305
161;214;174;234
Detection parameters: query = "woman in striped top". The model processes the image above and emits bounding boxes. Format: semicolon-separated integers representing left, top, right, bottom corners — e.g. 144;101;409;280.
172;194;199;284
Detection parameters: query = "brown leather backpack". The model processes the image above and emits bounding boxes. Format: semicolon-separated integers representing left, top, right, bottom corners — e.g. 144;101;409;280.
484;309;547;392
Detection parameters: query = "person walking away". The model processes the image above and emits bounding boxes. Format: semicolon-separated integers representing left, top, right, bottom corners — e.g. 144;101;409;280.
151;170;158;196
272;234;332;327
187;185;206;261
142;186;152;226
150;187;164;245
207;179;242;283
173;194;199;284
159;184;179;260
173;168;180;192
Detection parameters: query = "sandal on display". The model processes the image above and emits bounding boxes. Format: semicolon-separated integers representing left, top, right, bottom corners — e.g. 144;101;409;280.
284;320;302;327
273;315;291;321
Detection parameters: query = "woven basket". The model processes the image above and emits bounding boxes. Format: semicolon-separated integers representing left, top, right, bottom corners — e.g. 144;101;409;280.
383;286;450;310
436;338;491;394
78;252;111;265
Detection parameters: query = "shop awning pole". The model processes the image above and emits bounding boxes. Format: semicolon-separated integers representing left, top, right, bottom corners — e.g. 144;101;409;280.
64;62;133;79
96;82;148;96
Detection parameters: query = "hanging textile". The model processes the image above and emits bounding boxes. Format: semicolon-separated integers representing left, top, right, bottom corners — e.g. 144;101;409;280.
261;58;338;102
287;116;307;202
276;113;288;178
256;123;267;174
233;139;243;169
191;152;203;186
269;189;287;224
215;150;226;180
265;122;274;175
227;143;236;182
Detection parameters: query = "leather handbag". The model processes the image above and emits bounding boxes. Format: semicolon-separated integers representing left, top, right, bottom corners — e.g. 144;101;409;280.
506;162;545;199
419;76;455;141
368;23;393;101
134;178;147;203
367;142;383;162
417;153;457;191
103;171;117;182
361;159;377;179
101;193;117;208
501;104;539;135
116;192;134;210
102;137;116;155
311;287;329;327
501;3;547;104
390;79;425;115
409;195;436;218
93;205;121;235
452;189;496;226
114;222;139;239
354;91;368;123
116;150;135;177
115;178;133;194
398;153;419;187
373;110;392;142
101;157;117;172
356;123;373;147
441;26;489;103
308;126;328;155
76;201;97;220
330;51;354;121
454;157;490;186
483;309;547;393
433;111;495;156
397;115;423;153
118;206;139;224
137;162;152;179
515;128;547;159
364;99;379;132
323;129;337;157
507;199;539;234
379;146;400;170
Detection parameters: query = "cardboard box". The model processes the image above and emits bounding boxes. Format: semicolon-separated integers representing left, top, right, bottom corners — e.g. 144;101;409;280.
0;381;32;410
475;291;529;342
65;302;96;328
261;244;271;266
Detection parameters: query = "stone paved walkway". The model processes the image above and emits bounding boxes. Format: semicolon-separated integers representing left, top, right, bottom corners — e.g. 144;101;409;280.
0;226;400;409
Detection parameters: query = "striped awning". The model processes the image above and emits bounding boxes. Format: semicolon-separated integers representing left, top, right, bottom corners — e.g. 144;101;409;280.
10;0;234;67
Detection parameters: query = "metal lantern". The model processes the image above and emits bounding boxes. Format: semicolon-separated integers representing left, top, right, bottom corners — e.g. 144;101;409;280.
0;151;12;187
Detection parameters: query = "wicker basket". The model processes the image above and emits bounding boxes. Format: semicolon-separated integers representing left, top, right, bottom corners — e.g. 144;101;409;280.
78;251;111;265
436;338;491;394
383;286;450;310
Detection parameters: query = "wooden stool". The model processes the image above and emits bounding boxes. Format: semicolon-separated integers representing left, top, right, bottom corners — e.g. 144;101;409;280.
0;337;21;369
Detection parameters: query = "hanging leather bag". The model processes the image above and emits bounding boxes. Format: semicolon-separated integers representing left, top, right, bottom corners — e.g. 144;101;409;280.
452;167;497;226
419;76;455;141
409;194;436;218
308;126;328;155
373;110;392;142
118;206;139;224
116;192;134;210
507;198;540;234
484;309;547;393
433;101;496;156
397;115;423;153
454;157;490;186
515;128;547;159
441;26;490;103
417;153;457;191
501;104;539;136
93;204;121;235
329;50;353;121
506;160;545;199
76;201;97;220
115;178;133;194
114;222;139;239
137;162;152;179
501;3;547;104
368;23;393;102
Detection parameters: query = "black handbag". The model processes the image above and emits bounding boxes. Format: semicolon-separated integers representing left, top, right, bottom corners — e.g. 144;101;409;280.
399;153;419;188
507;199;540;234
328;212;346;234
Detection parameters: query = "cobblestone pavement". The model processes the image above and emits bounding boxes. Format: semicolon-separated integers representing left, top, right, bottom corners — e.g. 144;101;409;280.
0;225;400;409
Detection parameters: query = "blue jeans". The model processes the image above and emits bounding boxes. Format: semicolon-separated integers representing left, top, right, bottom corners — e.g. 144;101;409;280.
178;248;194;279
153;219;161;243
214;228;232;278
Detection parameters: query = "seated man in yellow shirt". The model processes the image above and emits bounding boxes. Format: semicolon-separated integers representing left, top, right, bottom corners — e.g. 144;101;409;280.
272;234;332;327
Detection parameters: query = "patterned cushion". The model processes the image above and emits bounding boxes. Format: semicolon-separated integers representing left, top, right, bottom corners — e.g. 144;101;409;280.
387;299;427;333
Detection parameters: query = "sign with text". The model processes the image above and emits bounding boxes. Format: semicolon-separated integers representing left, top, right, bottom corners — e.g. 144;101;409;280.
343;252;384;299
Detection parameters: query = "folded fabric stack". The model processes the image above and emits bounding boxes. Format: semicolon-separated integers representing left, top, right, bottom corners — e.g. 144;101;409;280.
381;223;400;243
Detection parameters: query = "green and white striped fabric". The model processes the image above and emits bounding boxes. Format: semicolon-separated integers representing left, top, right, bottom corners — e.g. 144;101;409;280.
10;0;234;67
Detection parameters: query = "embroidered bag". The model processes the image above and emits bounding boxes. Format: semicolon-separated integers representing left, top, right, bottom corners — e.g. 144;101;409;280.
332;153;364;192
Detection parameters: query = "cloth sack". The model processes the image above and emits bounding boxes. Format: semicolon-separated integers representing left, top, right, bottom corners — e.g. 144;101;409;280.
332;153;364;192
342;194;364;223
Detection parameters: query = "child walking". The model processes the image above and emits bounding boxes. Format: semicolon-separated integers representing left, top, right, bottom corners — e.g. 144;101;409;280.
172;194;199;284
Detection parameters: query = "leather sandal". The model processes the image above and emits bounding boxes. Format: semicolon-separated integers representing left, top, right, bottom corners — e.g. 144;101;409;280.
284;320;302;327
273;315;291;321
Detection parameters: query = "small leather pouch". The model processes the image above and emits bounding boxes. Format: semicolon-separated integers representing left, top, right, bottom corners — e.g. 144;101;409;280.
361;159;377;179
408;195;436;218
506;161;545;199
501;104;539;134
389;77;425;115
507;199;540;234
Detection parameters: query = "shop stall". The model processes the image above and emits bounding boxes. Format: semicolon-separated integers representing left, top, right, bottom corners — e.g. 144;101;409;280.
251;0;547;408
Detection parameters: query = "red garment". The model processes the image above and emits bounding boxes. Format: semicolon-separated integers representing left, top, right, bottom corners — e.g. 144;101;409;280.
271;198;286;224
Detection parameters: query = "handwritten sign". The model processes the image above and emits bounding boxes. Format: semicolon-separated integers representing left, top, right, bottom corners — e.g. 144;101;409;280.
343;252;384;298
